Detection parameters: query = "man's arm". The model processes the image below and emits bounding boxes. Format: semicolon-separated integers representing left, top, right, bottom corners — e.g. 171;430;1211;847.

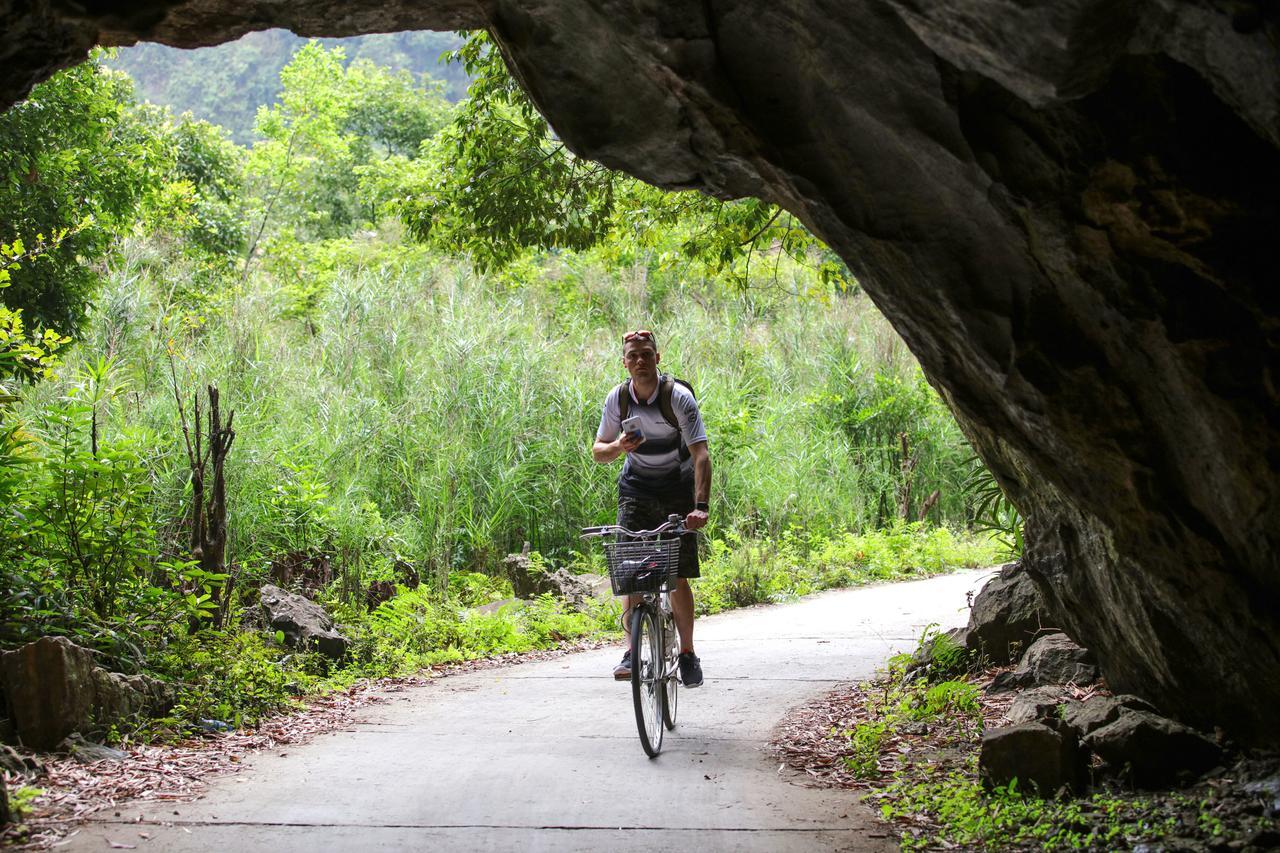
592;432;643;463
685;440;712;530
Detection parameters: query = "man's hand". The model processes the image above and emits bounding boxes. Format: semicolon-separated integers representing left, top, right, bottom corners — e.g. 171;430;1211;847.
618;432;644;453
684;508;709;530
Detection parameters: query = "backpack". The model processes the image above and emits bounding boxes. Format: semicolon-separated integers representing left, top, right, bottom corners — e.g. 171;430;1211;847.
617;373;696;461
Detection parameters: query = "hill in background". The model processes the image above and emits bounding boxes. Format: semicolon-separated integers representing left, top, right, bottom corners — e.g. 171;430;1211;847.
108;29;467;143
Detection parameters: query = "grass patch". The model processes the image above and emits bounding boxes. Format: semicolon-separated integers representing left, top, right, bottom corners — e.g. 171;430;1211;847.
697;523;1000;614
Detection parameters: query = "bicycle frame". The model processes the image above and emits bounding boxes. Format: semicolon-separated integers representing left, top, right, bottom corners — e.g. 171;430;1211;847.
583;514;686;756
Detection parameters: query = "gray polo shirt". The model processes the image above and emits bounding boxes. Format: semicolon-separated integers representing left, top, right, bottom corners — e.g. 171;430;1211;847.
597;380;708;496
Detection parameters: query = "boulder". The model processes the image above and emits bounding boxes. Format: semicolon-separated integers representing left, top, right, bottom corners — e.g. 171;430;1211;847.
905;626;974;681
965;562;1051;665
1004;686;1068;726
990;633;1098;692
1061;694;1157;738
502;547;543;599
0;744;41;775
365;579;396;611
0;636;173;751
58;733;128;763
1084;709;1223;788
979;720;1085;795
544;568;600;612
259;585;349;659
502;548;604;611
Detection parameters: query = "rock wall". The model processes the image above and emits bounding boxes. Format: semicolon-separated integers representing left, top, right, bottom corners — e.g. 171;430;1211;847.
1;1;1276;743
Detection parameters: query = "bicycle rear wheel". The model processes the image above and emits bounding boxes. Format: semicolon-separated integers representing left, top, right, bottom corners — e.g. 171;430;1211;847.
630;606;664;757
661;611;678;730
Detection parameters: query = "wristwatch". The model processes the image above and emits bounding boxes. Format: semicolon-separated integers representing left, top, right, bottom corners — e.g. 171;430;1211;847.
695;501;709;512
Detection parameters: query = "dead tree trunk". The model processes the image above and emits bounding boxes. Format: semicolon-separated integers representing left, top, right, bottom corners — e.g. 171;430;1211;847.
897;432;918;521
175;381;236;628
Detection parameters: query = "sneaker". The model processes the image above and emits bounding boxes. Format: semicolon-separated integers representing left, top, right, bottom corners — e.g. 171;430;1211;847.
613;651;632;680
678;652;703;687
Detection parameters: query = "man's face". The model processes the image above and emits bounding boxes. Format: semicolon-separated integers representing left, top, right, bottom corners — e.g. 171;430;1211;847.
622;340;660;381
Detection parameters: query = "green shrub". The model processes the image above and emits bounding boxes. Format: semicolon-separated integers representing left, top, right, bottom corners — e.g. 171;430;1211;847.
845;720;889;779
149;630;310;733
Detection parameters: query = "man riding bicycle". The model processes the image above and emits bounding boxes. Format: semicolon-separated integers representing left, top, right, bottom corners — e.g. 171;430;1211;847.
592;329;711;687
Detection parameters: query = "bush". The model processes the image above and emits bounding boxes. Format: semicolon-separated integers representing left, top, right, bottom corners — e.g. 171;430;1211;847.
149;630;311;733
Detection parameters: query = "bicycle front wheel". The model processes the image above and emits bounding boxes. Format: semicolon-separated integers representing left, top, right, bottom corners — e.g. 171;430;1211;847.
661;611;678;730
630;606;664;757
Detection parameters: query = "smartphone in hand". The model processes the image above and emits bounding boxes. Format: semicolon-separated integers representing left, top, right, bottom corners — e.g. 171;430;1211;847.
621;415;644;441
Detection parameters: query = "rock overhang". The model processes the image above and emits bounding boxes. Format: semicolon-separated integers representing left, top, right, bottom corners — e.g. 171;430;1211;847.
1;0;1277;744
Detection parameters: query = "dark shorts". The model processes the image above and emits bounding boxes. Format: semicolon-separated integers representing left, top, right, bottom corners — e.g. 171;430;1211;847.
617;492;700;579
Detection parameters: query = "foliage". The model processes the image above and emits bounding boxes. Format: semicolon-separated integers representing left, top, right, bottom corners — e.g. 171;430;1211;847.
913;623;974;681
879;763;1247;851
6;785;43;821
0;358;217;665
0;54;169;335
695;523;1000;615
343;583;615;677
149;630;311;732
107;30;469;145
818;358;974;527
962;456;1025;559
0;236;72;391
377;32;851;292
245;42;453;246
142;112;247;269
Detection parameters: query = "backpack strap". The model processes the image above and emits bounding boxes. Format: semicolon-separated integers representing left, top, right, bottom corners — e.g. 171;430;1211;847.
617;380;631;422
657;375;691;461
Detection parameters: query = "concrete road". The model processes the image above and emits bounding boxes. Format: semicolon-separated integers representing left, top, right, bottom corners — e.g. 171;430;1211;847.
64;569;992;852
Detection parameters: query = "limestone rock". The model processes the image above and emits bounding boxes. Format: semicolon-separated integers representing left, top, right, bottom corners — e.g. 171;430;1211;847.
905;626;973;681
1084;709;1223;788
0;744;41;775
965;562;1050;665
58;733;128;763
990;633;1098;692
544;568;600;612
979;720;1084;794
0;636;173;751
259;584;349;660
502;548;542;599
502;549;602;611
0;0;1278;744
365;580;396;611
1003;686;1068;726
1060;694;1157;737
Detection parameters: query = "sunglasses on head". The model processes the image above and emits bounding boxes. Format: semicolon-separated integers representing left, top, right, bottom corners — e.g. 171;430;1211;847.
623;329;655;344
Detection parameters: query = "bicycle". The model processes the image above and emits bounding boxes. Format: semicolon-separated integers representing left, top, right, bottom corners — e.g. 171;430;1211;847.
581;513;685;757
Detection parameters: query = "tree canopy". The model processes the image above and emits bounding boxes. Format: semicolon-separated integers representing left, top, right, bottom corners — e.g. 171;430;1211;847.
368;32;853;293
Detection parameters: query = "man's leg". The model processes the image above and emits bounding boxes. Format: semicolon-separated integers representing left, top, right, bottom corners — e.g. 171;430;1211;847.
622;593;640;640
671;577;695;653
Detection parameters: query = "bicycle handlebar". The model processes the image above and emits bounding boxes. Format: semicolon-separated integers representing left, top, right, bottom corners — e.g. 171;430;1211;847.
581;513;687;539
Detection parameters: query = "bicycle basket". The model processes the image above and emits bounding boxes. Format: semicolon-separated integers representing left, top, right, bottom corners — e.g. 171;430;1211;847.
604;536;681;595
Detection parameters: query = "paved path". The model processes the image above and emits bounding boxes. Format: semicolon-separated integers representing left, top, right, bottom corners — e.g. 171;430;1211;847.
65;569;993;852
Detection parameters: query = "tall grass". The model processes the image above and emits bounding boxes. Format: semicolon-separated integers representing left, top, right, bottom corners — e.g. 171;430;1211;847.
17;235;977;593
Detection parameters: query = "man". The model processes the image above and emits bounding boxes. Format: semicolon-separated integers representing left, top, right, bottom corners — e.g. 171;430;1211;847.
592;329;711;687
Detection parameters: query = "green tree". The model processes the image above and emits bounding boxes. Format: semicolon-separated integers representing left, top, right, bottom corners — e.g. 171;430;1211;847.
0;53;169;336
245;42;453;245
379;32;851;291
